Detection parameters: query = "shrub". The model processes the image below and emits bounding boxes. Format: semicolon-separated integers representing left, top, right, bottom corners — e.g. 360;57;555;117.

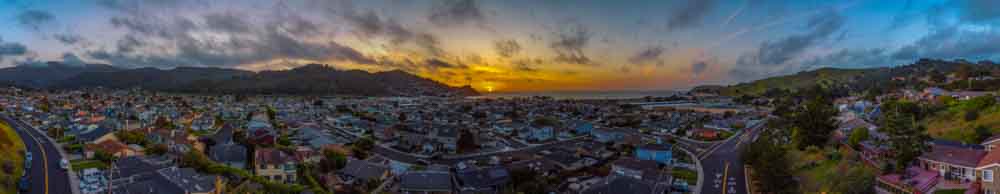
965;110;980;121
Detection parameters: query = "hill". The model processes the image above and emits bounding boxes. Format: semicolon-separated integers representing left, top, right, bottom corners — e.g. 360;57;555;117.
0;62;120;87
707;58;1000;97
1;63;477;96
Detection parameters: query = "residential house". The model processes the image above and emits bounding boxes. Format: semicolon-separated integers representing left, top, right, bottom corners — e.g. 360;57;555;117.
85;138;142;159
209;143;247;169
876;167;939;194
542;149;598;171
635;144;673;165
454;166;510;193
917;140;987;182
611;158;658;180
592;128;625;143
581;176;669;194
338;159;390;186
976;148;1000;194
254;148;298;184
569;120;594;134
399;171;454;194
247;119;277;145
528;126;554;142
111;167;222;194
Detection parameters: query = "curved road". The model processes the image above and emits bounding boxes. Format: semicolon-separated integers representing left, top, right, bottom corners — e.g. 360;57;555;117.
3;115;73;194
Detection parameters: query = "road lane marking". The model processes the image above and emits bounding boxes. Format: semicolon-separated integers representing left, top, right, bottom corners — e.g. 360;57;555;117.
721;162;730;194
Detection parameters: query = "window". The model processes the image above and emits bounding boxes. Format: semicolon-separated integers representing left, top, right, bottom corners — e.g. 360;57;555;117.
986;170;994;182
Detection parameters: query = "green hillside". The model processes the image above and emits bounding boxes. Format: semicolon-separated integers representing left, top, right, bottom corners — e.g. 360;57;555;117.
719;68;871;96
0;121;26;194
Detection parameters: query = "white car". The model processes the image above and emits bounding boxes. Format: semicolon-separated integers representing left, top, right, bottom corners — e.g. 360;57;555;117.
60;159;69;171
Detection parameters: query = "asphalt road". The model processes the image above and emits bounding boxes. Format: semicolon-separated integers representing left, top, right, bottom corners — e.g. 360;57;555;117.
698;126;761;194
4;115;73;194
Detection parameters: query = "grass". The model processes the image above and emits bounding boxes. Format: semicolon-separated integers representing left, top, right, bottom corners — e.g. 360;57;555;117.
788;146;871;192
935;189;967;194
926;105;1000;143
70;160;107;170
0;121;26;194
671;169;698;184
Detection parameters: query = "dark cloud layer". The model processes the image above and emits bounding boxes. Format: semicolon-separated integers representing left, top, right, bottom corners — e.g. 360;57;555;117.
88;2;376;68
493;39;521;58
202;12;252;33
958;0;1000;23
339;8;445;57
666;0;717;31
805;48;895;68
53;34;85;45
628;46;665;65
428;0;485;27
550;23;593;65
0;37;29;61
892;27;1000;61
16;9;54;31
730;10;845;80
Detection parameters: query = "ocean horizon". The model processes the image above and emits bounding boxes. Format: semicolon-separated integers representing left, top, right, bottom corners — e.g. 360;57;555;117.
472;90;682;100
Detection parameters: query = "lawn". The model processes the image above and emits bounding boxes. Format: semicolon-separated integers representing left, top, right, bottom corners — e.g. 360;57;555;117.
70;160;107;170
0;121;26;194
935;189;967;194
672;169;698;184
788;146;872;192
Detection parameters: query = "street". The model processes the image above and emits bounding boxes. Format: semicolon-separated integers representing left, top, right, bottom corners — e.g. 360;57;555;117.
698;126;760;194
3;115;73;194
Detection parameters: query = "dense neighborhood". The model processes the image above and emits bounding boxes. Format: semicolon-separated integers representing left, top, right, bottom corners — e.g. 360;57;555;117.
1;87;767;194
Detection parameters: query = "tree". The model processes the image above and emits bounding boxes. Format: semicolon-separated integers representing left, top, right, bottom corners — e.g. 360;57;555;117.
792;96;839;149
351;137;375;159
146;144;168;156
831;166;876;194
848;127;870;148
318;149;347;173
976;125;993;143
742;133;798;194
94;150;116;163
881;109;931;173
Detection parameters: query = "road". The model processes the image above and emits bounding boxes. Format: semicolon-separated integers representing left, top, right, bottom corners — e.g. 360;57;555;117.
698;125;762;194
3;115;73;194
372;137;587;165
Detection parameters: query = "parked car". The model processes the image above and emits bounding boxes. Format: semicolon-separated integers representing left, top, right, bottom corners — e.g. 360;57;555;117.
18;176;29;192
24;152;32;170
60;159;69;171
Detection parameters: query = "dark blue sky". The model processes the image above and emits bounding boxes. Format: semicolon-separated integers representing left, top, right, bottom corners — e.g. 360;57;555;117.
1;0;999;91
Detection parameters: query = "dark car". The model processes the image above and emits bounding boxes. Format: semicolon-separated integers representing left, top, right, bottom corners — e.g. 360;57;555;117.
18;176;29;192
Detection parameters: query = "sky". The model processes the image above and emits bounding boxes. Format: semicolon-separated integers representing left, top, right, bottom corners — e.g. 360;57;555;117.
1;0;1000;92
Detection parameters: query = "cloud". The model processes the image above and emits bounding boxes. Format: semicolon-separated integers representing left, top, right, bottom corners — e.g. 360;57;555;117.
957;0;1000;23
428;0;485;27
804;48;896;68
53;33;85;45
886;0;917;30
891;26;1000;61
550;23;593;65
89;3;377;69
61;52;86;66
493;39;521;58
628;46;665;65
202;12;252;33
16;10;54;31
691;61;708;75
0;39;29;61
729;10;846;80
337;8;445;57
423;58;463;69
666;0;717;31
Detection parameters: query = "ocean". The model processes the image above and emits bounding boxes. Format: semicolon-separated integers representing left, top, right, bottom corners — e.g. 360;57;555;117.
472;90;682;100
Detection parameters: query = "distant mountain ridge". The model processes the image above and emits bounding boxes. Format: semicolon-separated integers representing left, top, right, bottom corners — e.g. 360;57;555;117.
0;62;479;96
